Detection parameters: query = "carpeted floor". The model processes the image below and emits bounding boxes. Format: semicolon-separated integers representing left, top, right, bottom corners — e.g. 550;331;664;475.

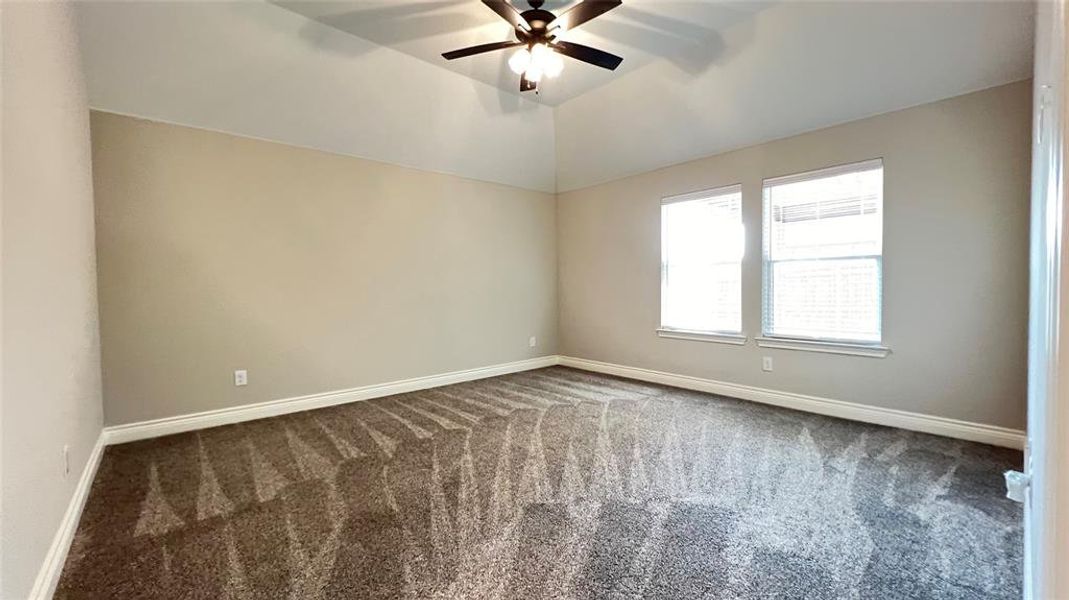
56;366;1022;599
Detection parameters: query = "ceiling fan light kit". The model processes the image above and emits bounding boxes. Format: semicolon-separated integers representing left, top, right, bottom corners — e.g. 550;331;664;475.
509;44;563;81
442;0;624;93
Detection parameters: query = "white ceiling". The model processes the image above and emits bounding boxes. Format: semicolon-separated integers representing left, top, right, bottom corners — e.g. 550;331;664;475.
75;1;558;192
76;1;1035;193
554;0;1035;190
276;0;773;106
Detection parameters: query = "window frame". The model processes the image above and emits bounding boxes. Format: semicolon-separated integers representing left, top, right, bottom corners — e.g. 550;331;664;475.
759;158;890;356
658;183;747;345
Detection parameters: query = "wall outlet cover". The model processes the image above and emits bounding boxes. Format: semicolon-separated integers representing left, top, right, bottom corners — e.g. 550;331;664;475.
234;369;248;386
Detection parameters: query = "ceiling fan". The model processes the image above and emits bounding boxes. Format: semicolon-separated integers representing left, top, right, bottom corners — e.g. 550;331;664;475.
442;0;623;92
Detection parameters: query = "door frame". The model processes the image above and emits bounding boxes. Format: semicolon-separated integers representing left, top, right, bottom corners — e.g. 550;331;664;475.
1026;1;1069;597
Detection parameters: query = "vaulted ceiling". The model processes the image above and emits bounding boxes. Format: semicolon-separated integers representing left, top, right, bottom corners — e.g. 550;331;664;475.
76;1;1034;193
275;0;774;106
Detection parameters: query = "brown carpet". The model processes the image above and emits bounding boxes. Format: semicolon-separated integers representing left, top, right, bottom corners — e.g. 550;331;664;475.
56;366;1022;598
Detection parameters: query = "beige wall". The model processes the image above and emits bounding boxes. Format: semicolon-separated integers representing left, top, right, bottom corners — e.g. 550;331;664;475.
91;112;558;426
92;81;1029;432
558;80;1031;430
1;2;104;597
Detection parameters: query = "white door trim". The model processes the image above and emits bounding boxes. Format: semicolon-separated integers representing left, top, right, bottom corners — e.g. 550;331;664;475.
1026;2;1069;597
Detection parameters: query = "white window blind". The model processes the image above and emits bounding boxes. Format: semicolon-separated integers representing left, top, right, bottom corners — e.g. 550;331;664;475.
661;185;744;334
762;159;883;343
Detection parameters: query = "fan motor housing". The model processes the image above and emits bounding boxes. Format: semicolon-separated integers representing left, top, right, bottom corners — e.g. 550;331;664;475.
519;9;556;33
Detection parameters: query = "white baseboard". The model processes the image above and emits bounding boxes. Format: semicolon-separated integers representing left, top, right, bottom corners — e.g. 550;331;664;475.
102;353;1026;449
103;355;559;445
28;432;107;600
559;356;1026;449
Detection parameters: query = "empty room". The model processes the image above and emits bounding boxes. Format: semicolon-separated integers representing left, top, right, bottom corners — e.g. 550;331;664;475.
3;0;1068;598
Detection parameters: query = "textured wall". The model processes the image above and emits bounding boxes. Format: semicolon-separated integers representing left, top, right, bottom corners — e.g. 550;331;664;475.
91;112;558;426
1;2;104;597
557;81;1032;430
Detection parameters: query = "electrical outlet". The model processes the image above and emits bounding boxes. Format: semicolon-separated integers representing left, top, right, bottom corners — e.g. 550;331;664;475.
762;357;773;372
234;369;248;386
62;445;70;479
529;336;537;348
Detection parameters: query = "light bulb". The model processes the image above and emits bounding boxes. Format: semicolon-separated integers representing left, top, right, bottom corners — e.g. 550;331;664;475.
508;48;531;75
544;51;563;78
530;44;550;68
525;65;544;82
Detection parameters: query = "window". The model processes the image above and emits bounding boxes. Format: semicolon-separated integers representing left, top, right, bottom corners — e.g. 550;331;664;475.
762;159;883;346
660;185;744;340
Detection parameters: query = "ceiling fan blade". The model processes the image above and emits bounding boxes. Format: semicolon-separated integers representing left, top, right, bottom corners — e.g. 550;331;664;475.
520;73;537;92
552;41;623;70
442;40;523;60
547;0;621;33
482;0;529;31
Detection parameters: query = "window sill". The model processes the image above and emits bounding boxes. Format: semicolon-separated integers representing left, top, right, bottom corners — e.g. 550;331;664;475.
754;336;890;358
656;328;748;346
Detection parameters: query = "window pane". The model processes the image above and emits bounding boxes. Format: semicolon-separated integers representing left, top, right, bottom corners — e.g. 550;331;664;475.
768;166;882;260
663;262;741;332
763;160;883;343
661;187;743;333
768;258;880;342
662;197;743;265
